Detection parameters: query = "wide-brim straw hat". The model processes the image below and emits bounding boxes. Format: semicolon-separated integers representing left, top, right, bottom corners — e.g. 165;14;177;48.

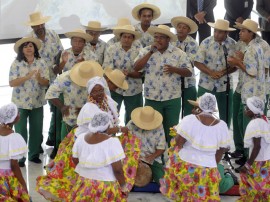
208;19;236;32
234;19;263;34
132;3;161;21
83;21;107;31
25;11;51;26
113;25;142;40
112;18;131;30
65;29;93;42
70;61;104;87
148;25;177;41
171;16;198;34
131;106;163;130
14;37;41;53
104;67;129;90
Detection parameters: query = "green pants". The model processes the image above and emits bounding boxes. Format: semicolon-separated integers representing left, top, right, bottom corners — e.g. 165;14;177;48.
182;86;197;117
15;107;43;162
218;164;234;193
198;87;233;127
111;91;143;124
60;121;73;140
48;101;62;146
145;98;181;145
150;161;164;185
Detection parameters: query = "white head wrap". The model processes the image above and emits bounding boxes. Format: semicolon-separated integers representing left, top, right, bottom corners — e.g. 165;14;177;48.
0;103;18;124
199;93;217;113
86;76;110;96
88;112;110;133
246;96;264;115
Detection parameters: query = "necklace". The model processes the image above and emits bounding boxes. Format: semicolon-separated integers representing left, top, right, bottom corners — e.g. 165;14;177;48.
88;96;109;112
0;123;12;130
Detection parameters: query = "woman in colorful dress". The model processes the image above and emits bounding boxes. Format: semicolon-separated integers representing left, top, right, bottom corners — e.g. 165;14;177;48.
0;103;30;201
238;96;270;201
9;37;50;167
160;93;231;201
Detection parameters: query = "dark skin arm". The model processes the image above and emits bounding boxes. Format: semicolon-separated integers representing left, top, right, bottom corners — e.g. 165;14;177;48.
175;134;187;148
163;65;192;77
195;61;225;79
72;157;79;166
143;149;165;164
123;70;142;78
215;148;226;164
49;98;70;117
11;159;28;193
112;160;128;197
134;51;153;72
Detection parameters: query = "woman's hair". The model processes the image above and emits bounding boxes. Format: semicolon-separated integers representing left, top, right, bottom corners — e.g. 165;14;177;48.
16;42;40;62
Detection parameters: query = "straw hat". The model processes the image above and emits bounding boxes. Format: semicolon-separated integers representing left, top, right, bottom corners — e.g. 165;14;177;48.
104;67;128;90
171;16;198;34
70;61;104;87
131;106;163;130
208;19;236;31
234;19;263;34
83;21;107;31
113;25;142;40
25;11;51;26
132;3;161;21
112;18;131;29
14;37;41;53
148;25;177;41
65;29;93;42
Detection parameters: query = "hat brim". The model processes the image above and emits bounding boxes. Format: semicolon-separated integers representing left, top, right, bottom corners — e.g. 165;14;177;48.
25;16;51;26
132;3;161;21
187;99;199;107
147;27;177;41
82;25;107;31
70;62;104;87
171;16;198;34
208;22;236;32
113;28;141;40
104;67;129;90
234;22;263;33
131;107;163;130
14;37;41;53
65;31;93;42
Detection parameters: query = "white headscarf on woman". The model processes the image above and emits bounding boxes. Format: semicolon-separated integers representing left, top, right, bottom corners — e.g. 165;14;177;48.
0;103;18;124
246;96;264;115
199;93;217;113
88;112;111;134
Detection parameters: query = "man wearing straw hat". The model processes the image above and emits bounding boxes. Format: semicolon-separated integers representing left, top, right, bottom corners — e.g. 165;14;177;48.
132;2;161;47
83;21;107;65
171;16;199;116
227;19;265;168
194;19;236;127
134;25;192;144
54;29;98;74
103;25;143;124
26;11;64;148
46;61;103;142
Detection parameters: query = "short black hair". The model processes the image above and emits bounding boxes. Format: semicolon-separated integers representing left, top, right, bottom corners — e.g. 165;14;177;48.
16;42;40;62
138;8;154;16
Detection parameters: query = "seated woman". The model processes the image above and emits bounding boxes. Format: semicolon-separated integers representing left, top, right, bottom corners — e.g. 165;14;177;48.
67;112;128;201
0;103;30;201
160;93;232;201
238;96;270;201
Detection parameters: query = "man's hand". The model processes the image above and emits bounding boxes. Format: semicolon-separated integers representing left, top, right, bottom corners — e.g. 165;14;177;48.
163;65;176;74
194;12;206;24
61;105;70;117
62;52;69;63
236;17;244;23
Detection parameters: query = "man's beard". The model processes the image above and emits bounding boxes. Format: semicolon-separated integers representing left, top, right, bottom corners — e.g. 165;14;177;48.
35;28;45;37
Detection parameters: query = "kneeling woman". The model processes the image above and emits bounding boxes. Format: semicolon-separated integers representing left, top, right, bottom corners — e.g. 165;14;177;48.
160;93;231;201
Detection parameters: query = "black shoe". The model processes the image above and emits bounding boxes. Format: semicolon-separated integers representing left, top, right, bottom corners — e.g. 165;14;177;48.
46;138;55;146
19;162;25;167
39;148;44;154
29;157;42;164
228;150;243;159
50;148;58;159
224;169;239;185
234;165;243;173
235;156;247;166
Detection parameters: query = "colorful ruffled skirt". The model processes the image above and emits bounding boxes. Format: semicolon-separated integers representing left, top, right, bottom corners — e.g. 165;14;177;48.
0;169;30;202
238;160;270;202
159;138;221;202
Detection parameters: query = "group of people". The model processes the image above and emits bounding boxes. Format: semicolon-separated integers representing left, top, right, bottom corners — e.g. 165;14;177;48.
1;0;270;201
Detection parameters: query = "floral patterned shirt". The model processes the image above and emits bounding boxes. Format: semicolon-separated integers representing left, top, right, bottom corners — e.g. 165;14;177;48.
106;36;142;52
84;39;107;65
30;29;63;83
9;58;49;109
45;71;88;126
195;36;236;92
103;42;142;96
135;44;192;101
172;35;199;88
61;47;98;72
126;121;166;164
134;23;155;48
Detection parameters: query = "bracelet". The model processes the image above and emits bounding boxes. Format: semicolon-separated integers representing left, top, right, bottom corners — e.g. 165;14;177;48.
118;126;122;133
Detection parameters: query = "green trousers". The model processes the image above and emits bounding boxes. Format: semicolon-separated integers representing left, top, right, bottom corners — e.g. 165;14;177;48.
60;121;73;140
218;164;234;193
198;87;233;128
111;91;143;125
145;98;181;145
48;101;62;145
15;107;43;162
182;86;197;117
150;161;165;185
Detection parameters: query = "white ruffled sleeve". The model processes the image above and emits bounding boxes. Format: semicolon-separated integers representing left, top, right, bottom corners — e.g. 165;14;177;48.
0;133;27;160
244;119;270;148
